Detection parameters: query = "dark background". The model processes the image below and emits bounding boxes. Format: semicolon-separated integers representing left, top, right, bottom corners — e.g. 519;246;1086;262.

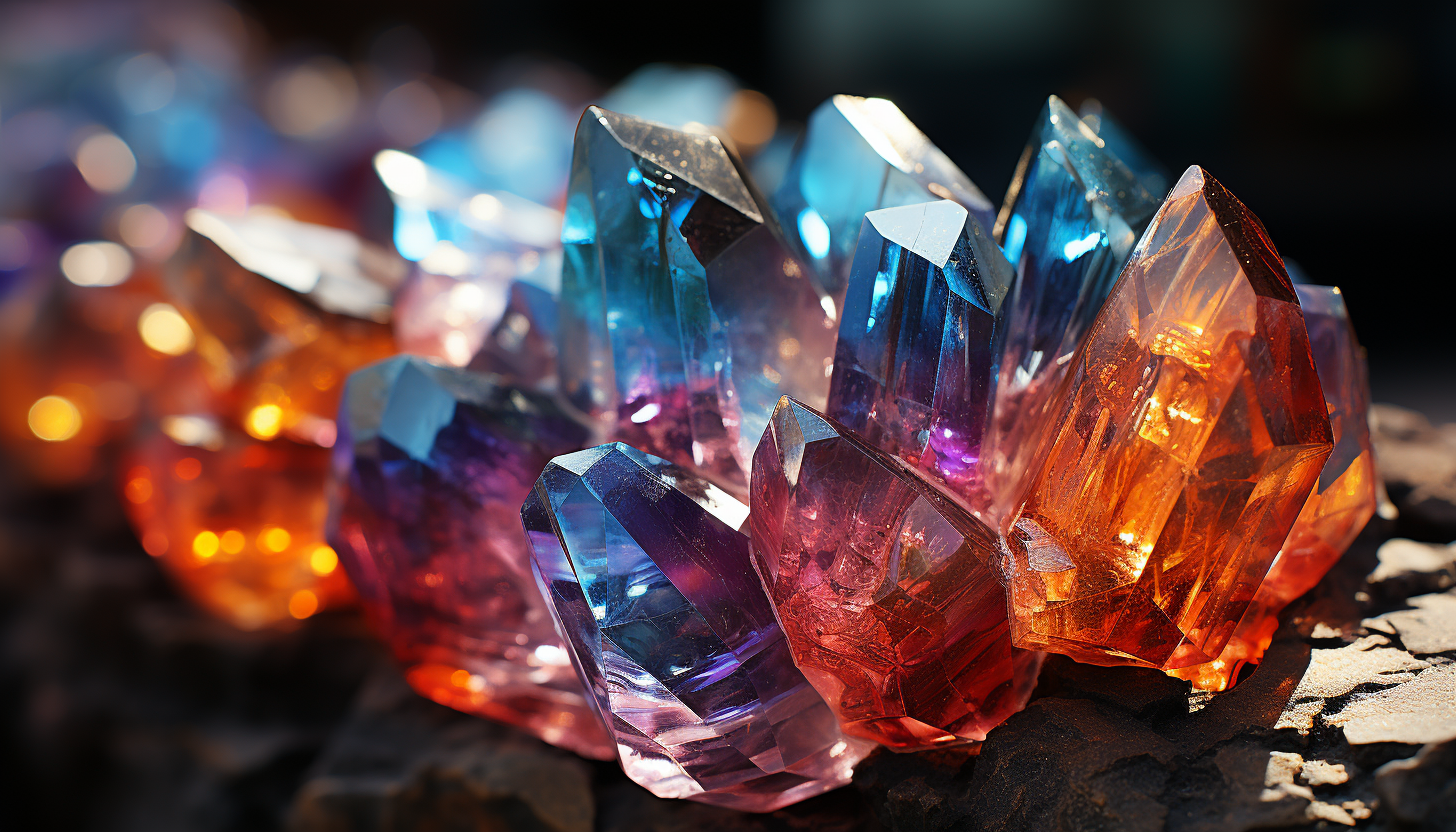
244;0;1456;420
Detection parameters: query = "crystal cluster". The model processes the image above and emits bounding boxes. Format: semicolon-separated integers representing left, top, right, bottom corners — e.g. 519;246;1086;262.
987;96;1162;517
826;199;1013;512
1001;166;1334;671
329;356;612;757
556;107;837;494
751;397;1042;749
773;95;997;304
523;443;871;810
1172;284;1378;689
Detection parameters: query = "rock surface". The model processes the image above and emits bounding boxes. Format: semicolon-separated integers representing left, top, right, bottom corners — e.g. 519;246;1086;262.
3;403;1456;831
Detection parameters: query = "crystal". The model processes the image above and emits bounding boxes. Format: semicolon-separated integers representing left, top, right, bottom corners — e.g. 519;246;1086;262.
523;443;870;810
750;396;1041;750
601;64;741;129
557;107;836;494
825;200;1013;512
772;95;997;304
1077;98;1171;199
986;95;1162;519
1172;284;1378;690
166;209;404;446
329;356;613;758
1000;166;1334;670
121;419;352;630
467;279;560;387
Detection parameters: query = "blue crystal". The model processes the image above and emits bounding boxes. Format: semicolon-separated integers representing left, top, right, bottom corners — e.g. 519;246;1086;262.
556;107;836;494
826;200;1013;510
1077;98;1170;199
522;443;867;810
468;279;560;385
771;95;997;306
985;95;1162;516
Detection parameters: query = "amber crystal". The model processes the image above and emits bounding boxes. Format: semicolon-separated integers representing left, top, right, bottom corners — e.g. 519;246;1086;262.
1172;284;1377;690
1001;166;1333;670
751;397;1042;750
164;210;403;447
121;420;352;630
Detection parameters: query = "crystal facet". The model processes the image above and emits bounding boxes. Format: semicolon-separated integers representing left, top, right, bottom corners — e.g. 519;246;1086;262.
772;95;997;304
122;421;352;630
1172;284;1378;690
1001;166;1334;670
557;107;836;494
987;96;1162;518
825;200;1013;512
523;443;870;810
329;356;612;758
1077;99;1171;199
750;397;1041;750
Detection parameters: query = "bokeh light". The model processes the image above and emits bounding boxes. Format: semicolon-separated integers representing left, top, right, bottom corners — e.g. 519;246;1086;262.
28;396;83;441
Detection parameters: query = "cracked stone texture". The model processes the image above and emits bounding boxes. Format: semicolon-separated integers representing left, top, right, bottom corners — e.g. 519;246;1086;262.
7;403;1456;832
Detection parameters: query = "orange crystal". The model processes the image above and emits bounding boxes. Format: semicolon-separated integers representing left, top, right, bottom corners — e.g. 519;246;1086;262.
163;209;402;448
1172;284;1377;689
1001;166;1333;670
121;422;353;630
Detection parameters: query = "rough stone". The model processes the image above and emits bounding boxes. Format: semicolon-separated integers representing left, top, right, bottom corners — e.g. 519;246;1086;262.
1370;403;1456;541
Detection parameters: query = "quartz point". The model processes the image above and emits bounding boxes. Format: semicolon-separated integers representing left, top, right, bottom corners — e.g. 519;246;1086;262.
523;443;870;810
556;106;836;495
166;209;404;447
121;419;353;630
1001;166;1334;670
772;95;997;304
986;95;1162;519
328;356;613;759
1077;98;1171;199
1172;284;1378;690
750;397;1042;750
825;200;1013;513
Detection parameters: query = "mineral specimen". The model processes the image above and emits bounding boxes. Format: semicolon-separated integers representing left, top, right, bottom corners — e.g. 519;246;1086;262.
1077;98;1171;198
556;106;836;494
329;355;612;758
772;95;997;304
750;396;1042;750
1173;284;1378;689
986;95;1161;518
1000;165;1334;670
523;443;870;810
825;199;1013;513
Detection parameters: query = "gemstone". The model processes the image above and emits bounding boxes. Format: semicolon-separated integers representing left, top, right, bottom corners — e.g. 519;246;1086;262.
523;443;870;810
825;199;1013;513
772;95;997;304
121;418;353;630
329;356;613;758
1172;284;1378;690
1077;98;1171;199
1000;166;1334;670
986;95;1162;519
556;107;837;495
750;396;1042;750
166;209;404;447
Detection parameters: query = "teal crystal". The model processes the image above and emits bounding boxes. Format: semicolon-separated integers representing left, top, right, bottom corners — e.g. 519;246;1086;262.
985;95;1162;518
772;95;996;307
557;107;837;495
1077;98;1171;199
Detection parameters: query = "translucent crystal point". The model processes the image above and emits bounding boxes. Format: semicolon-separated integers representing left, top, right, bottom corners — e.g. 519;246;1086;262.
1001;166;1333;670
556;106;836;495
826;200;1013;512
330;356;613;758
1077;98;1171;199
1172;284;1378;690
772;95;996;305
750;397;1042;750
986;95;1162;519
523;443;871;811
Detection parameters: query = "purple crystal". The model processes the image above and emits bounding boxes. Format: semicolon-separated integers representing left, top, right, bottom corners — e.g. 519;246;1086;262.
522;443;871;811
